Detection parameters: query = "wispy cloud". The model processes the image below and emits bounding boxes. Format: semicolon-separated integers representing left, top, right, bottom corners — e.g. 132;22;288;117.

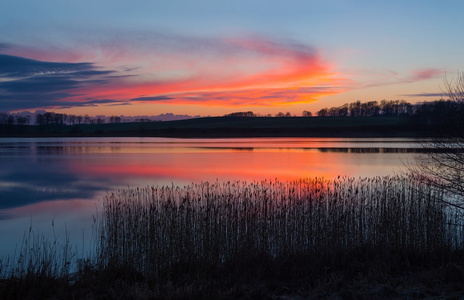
359;68;444;89
0;54;121;110
401;92;445;98
409;68;443;81
131;96;174;101
123;35;351;106
136;86;345;107
0;54;112;78
0;32;351;111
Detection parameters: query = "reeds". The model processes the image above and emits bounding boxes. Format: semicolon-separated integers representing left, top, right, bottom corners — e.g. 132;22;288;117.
1;176;464;298
5;224;74;280
0;224;75;299
96;176;464;282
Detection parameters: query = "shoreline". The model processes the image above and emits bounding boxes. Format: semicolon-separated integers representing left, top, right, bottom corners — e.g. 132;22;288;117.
0;116;440;138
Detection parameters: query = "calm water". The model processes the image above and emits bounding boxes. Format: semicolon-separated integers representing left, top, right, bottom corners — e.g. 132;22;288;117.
0;137;424;258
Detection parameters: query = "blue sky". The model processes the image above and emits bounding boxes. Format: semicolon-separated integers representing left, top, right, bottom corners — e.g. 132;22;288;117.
0;0;463;116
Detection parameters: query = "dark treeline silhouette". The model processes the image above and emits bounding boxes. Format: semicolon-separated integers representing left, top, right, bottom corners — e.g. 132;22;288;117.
35;112;108;126
224;111;294;117
222;100;457;120
0;112;31;125
411;99;463;127
0;99;459;128
317;100;414;117
316;99;463;125
224;111;256;117
225;111;313;117
0;112;157;126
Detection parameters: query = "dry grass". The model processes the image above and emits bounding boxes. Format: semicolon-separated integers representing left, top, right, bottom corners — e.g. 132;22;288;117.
96;176;464;282
0;224;75;299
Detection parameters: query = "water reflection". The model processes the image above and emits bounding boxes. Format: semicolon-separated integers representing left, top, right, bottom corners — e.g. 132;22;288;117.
0;160;111;210
0;137;427;211
0;137;430;258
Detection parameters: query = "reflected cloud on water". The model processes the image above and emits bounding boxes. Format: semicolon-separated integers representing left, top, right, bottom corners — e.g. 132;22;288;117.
0;137;430;212
0;137;430;258
0;160;112;210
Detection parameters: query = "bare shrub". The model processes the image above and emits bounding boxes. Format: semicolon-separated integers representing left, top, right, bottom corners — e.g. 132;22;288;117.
410;72;464;210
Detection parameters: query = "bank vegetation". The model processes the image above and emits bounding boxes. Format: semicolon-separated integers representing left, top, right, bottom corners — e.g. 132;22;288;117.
1;176;464;298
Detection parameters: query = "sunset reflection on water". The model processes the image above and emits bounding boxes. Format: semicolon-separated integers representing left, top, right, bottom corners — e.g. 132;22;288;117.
0;137;419;258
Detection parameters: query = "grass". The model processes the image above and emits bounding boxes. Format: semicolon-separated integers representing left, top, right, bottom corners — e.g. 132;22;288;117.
1;176;464;299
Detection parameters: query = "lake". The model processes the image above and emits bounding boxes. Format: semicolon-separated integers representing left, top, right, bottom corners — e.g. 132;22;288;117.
0;137;426;259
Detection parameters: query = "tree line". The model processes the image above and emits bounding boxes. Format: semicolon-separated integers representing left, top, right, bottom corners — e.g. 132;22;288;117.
0;112;156;126
0;99;459;126
0;112;31;125
316;99;414;117
225;111;313;117
224;99;459;119
34;112;120;126
315;99;463;119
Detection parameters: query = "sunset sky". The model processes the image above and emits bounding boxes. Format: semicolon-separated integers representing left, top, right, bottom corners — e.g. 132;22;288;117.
1;0;463;117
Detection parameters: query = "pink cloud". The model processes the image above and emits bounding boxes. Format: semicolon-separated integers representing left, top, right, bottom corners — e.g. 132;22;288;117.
122;35;352;106
409;68;443;81
1;33;352;110
358;67;444;90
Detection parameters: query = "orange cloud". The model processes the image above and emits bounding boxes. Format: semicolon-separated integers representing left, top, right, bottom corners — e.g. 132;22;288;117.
126;36;351;106
1;34;352;111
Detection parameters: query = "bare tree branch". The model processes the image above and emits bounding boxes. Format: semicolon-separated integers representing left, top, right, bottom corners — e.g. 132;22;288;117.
409;71;464;210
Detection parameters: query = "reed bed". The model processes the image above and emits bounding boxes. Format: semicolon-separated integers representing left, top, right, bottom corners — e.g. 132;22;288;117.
0;225;75;299
2;176;464;298
96;176;464;282
3;225;74;280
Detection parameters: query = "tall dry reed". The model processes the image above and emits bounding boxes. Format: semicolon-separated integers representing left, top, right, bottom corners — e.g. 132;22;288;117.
96;176;464;281
5;224;75;280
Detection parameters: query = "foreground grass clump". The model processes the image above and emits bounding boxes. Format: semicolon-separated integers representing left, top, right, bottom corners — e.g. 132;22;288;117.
2;176;464;299
0;226;75;299
96;176;464;282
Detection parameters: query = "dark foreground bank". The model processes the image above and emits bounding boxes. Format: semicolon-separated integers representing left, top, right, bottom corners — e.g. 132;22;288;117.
2;262;464;299
1;177;464;299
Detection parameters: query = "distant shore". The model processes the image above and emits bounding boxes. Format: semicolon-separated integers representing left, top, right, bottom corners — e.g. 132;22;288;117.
0;116;441;138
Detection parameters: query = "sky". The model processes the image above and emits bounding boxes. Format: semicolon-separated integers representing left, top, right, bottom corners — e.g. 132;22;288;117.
0;0;463;117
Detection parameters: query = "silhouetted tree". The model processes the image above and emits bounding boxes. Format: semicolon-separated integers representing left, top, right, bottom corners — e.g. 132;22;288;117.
349;101;362;117
315;100;419;118
67;114;76;125
15;115;30;125
36;113;45;126
302;110;312;117
109;116;122;123
225;111;255;117
135;118;153;122
410;72;464;210
317;108;328;117
0;112;8;125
